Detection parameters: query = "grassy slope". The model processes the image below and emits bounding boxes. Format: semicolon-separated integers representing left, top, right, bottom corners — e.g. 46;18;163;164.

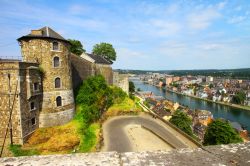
21;120;80;155
105;97;142;117
78;123;100;152
9;97;140;156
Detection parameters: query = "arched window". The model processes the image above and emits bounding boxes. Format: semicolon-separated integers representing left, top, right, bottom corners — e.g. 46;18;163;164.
52;41;59;50
55;77;61;88
53;56;60;67
56;96;62;107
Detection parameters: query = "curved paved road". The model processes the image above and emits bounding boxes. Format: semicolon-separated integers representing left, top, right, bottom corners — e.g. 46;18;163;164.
102;113;198;152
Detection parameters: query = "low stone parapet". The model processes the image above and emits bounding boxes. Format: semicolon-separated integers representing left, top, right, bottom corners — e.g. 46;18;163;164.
1;142;249;165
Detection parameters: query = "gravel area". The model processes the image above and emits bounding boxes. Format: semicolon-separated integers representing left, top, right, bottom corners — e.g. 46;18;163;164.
124;124;173;152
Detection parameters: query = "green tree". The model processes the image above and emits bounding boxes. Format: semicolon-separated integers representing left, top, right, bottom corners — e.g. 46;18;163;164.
109;86;127;104
76;75;128;124
170;110;193;136
129;81;135;93
203;119;243;146
231;91;246;105
76;75;112;124
68;39;86;56
209;83;213;89
171;81;179;88
92;43;116;64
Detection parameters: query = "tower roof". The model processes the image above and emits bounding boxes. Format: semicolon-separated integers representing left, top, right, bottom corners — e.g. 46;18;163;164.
17;26;69;43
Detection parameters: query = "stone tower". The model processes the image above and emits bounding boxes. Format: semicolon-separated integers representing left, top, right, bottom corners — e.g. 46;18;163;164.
17;27;75;127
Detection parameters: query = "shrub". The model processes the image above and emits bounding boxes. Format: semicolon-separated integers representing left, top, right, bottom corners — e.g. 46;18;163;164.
203;119;243;145
170;110;193;136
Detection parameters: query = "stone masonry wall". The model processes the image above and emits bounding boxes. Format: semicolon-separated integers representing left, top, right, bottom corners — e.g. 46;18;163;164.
19;38;75;127
0;62;22;144
71;54;113;91
41;90;74;113
18;63;41;142
113;72;129;94
20;39;72;92
1;142;250;165
39;108;75;127
70;54;95;90
0;61;41;144
95;64;113;85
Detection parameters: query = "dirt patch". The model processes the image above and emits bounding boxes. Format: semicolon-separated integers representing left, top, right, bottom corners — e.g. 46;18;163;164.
23;120;80;155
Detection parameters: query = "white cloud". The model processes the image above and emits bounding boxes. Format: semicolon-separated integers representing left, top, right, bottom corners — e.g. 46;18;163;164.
158;41;188;57
235;6;242;11
228;16;246;24
68;4;91;15
116;48;145;58
149;19;181;36
187;8;221;30
216;1;227;10
112;48;148;69
165;4;179;14
0;1;107;31
198;43;224;50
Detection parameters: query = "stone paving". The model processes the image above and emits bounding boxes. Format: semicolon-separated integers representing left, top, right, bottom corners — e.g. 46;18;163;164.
0;142;250;166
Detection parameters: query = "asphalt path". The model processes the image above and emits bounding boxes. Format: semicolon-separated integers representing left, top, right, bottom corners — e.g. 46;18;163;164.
102;113;198;152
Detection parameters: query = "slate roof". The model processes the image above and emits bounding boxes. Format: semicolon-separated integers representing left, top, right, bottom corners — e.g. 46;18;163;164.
17;26;69;43
86;53;111;65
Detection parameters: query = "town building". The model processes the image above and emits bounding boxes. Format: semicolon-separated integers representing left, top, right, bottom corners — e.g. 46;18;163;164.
192;110;213;126
206;76;214;83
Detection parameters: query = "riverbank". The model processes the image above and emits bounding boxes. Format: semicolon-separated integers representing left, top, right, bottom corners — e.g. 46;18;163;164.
134;81;250;133
145;81;250;112
163;88;250;111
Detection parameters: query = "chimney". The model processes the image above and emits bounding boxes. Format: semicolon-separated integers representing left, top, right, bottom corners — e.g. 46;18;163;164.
30;30;43;36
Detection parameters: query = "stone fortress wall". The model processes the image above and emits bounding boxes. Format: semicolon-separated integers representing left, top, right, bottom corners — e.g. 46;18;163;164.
71;53;113;91
113;71;129;94
0;61;41;144
0;27;115;144
19;36;75;128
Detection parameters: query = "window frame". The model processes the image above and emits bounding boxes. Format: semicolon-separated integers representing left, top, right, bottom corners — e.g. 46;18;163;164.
31;117;36;126
52;41;59;51
55;77;61;88
30;101;36;111
53;56;60;68
33;82;39;91
56;96;62;107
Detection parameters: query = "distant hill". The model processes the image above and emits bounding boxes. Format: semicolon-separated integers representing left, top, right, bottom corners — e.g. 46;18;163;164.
114;68;250;79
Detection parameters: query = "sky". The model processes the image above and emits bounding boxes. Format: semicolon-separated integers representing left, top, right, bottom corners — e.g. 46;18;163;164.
0;0;250;70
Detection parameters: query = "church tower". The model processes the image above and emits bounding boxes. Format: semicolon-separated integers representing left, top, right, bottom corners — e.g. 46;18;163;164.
17;27;75;127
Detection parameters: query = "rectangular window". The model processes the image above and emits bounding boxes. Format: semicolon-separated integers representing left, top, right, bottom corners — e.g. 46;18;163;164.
33;82;39;91
30;102;35;111
52;42;59;51
31;117;36;125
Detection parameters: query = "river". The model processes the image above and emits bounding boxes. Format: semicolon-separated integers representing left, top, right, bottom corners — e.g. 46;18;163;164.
133;80;250;132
